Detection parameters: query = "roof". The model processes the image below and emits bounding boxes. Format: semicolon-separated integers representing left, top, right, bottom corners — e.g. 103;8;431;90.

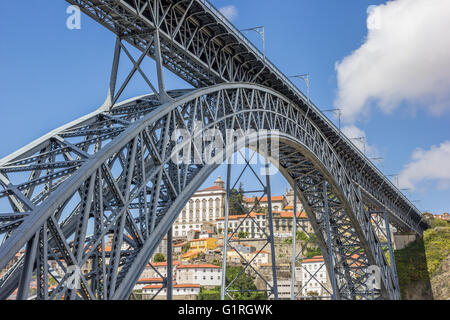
177;264;221;270
190;238;216;242
148;261;181;267
275;211;307;219
216;212;265;221
143;283;200;290
197;185;225;192
137;278;164;283
245;196;285;203
302;256;324;263
173;242;187;247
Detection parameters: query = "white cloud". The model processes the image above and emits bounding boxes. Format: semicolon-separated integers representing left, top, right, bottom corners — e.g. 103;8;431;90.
341;125;379;157
335;0;450;122
219;5;238;21
399;141;450;190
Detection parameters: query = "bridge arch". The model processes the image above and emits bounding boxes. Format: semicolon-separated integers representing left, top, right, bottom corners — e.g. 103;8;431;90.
0;83;397;300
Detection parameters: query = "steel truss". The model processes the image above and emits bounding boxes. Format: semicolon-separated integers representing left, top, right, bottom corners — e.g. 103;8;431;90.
220;150;278;300
66;0;425;235
0;0;422;300
1;83;402;299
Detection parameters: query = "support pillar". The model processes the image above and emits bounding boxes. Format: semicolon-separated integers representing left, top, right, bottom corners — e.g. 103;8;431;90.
166;227;173;300
265;160;278;300
290;186;297;300
323;182;337;300
220;162;232;300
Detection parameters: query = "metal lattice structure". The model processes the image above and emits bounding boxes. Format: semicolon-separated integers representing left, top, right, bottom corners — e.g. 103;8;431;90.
0;0;427;300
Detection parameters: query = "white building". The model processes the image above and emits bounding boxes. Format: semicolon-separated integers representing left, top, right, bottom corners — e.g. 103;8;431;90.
142;283;201;299
176;264;222;287
267;279;300;300
216;212;266;239
140;261;180;279
300;256;330;298
173;177;226;238
284;188;304;211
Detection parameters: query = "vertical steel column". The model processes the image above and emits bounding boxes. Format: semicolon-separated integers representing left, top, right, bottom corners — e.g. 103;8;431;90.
153;29;171;103
290;186;298;300
383;210;400;295
103;36;121;110
323;182;337;300
17;232;38;300
265;160;278;300
166;228;173;300
220;162;232;300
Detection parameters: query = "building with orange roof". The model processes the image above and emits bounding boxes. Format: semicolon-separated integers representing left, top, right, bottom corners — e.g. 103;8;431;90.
272;210;313;237
435;212;450;221
300;256;331;298
284;187;305;212
244;195;287;212
172;177;225;238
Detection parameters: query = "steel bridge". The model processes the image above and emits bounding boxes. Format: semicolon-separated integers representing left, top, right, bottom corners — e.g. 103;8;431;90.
0;0;427;300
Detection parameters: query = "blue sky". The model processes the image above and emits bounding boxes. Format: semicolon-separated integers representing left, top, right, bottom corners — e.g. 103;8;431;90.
0;0;448;214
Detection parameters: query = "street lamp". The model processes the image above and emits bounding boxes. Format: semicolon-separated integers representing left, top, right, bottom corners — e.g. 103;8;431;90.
241;26;265;61
386;174;399;187
350;136;366;155
401;188;412;198
370;157;384;173
322;108;342;132
289;74;310;102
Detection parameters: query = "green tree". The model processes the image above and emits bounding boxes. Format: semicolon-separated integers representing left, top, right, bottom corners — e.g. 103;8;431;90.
421;212;434;227
226;266;266;300
305;247;322;258
198;287;221;300
197;266;265;300
182;243;190;253
238;231;249;239
229;183;246;215
153;253;166;262
296;231;309;241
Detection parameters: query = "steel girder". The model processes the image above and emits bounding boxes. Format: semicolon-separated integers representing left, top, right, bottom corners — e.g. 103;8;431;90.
65;0;426;234
0;83;399;299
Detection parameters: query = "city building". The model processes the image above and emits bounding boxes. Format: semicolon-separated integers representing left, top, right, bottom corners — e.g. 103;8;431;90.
142;283;200;300
272;211;312;238
227;244;270;265
141;261;180;279
300;256;331;298
267;279;300;300
284;188;304;211
245;195;287;212
181;237;219;262
436;212;450;221
176;264;222;287
216;212;266;239
173;177;226;238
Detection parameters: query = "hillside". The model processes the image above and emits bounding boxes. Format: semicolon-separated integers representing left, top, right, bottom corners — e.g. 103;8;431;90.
394;219;450;300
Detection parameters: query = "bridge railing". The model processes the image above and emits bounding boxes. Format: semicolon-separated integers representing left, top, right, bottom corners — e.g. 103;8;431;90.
199;0;423;228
